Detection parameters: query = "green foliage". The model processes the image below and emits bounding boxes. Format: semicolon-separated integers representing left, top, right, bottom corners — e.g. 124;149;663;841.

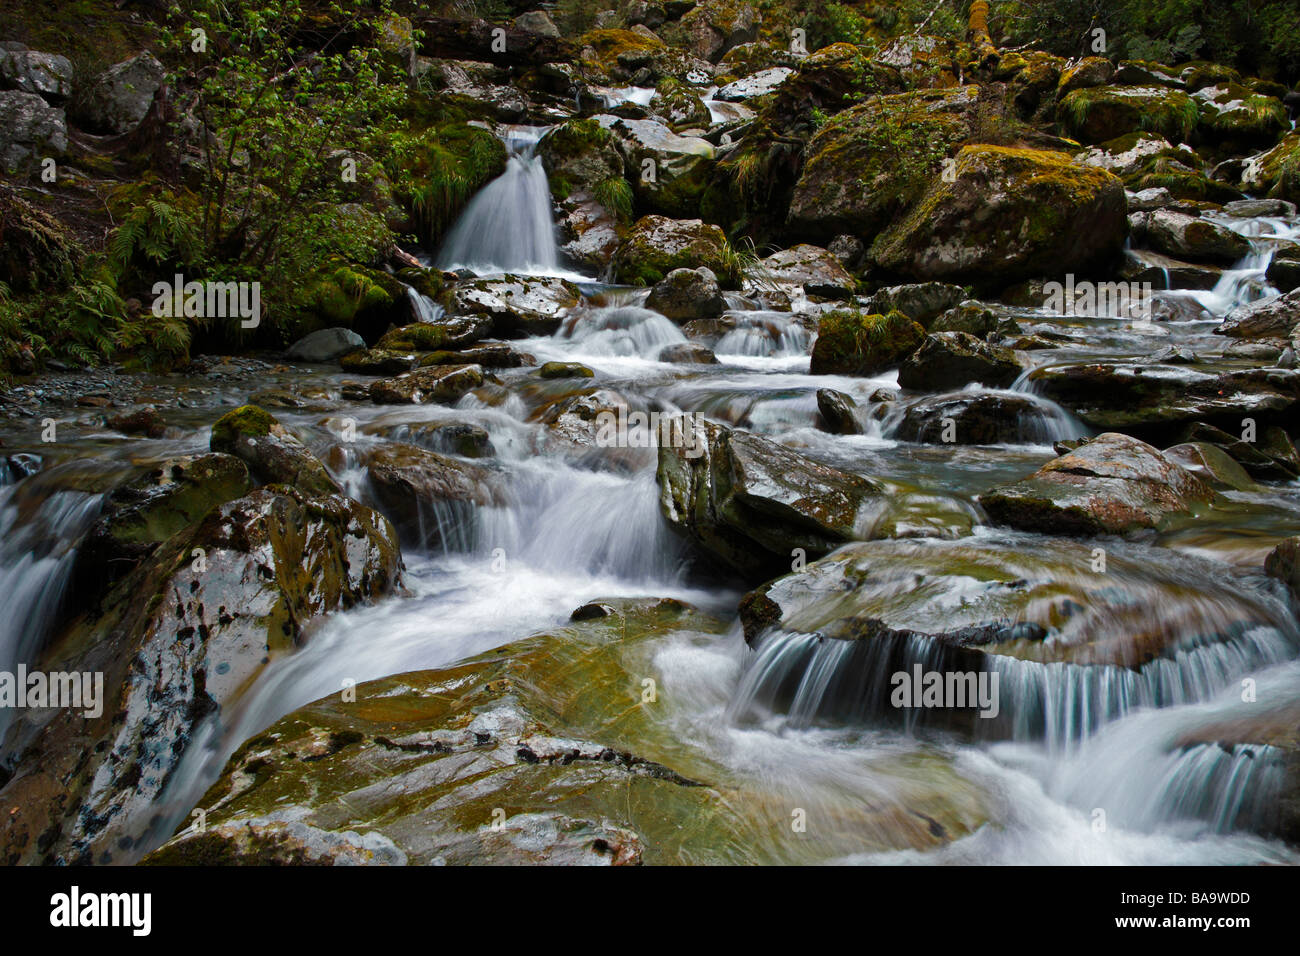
390;123;506;243
593;176;634;222
108;195;204;286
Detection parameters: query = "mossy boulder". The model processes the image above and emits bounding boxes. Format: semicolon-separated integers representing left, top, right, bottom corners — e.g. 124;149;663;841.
538;118;625;202
1241;133;1300;204
897;331;1023;391
1192;83;1287;147
210;405;341;497
871;146;1127;288
0;486;401;864
1129;209;1251;264
374;315;494;353
809;309;925;376
679;0;760;62
596;115;716;220
296;260;410;344
613;215;739;287
786;87;978;242
1058;85;1199;145
1057;56;1113;96
0;185;80;292
650;76;711;131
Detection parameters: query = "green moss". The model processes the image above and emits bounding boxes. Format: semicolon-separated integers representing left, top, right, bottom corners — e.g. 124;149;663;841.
809;309;925;375
1060;85;1199;145
211;405;277;448
376;323;448;352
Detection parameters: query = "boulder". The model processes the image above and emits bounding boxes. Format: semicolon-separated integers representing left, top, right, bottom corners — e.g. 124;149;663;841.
871;146;1127;288
75;52;164;135
1130;209;1251;264
978;432;1216;535
656;419;883;577
375;315;494;351
897;332;1022;391
894;393;1049;445
1215;288;1300;340
339;348;419;375
285;327;366;363
614;215;738;287
659;342;719;364
1193;83;1287;146
757;244;855;299
864;283;967;326
646;266;727;321
0;487;401;864
0;46;73;102
680;0;760;62
1058;85;1199;144
809;310;925;376
649;77;710;131
210;405;341;496
716;66;794;101
594;115;715;219
366;442;501;547
816;388;863;435
1267;245;1300;293
368;364;485;405
448;275;579;337
0;90;66;173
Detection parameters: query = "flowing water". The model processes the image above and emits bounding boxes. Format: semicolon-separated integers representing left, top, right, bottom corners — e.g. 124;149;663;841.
4;160;1300;864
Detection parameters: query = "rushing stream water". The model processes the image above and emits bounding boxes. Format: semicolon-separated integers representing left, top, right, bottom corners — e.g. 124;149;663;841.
5;123;1300;864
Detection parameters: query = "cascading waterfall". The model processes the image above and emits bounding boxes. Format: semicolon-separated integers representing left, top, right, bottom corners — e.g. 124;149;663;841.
435;126;564;276
714;311;810;357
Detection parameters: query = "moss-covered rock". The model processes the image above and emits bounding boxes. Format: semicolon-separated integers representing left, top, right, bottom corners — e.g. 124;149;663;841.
1058;85;1199;145
1240;133;1300;203
374;315;494;353
1192;83;1287;147
809;309;925;376
210;405;341;497
295;259;410;344
649;76;711;131
871;146;1128;288
0;185;80;292
538;117;625;202
613;215;739;286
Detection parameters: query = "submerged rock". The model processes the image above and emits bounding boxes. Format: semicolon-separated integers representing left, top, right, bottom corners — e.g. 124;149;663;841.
979;432;1216;536
657;419;883;577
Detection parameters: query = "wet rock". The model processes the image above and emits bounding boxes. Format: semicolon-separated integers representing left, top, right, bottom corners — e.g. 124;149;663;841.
898;332;1022;391
681;0;760;62
657;419;883;577
979;432;1216;536
816;388;862;435
929;301;999;337
895;393;1048;445
365;419;495;459
1057;56;1113;95
74;52;164;134
0;487;401;864
1177;421;1300;481
1193;83;1288;146
1076;131;1172;178
864;283;967;327
1058;85;1199;144
419;343;532;369
106;405;165;438
716;66;794;101
285;327;366;363
594;116;715;220
1266;245;1300;293
0;46;73;102
210;405;341;496
809;310;925;376
649;76;710;131
513;10;560;37
366;442;501;547
376;315;494;352
538;361;595;379
871;146;1128;288
614;215;738;287
368;364;485;405
658;342;719;364
758;244;855;299
339;348;419;375
1130;209;1251;264
1030;363;1300;431
1163;441;1259;492
646;267;727;321
0;90;67;173
1265;537;1300;602
448;276;579;337
1215;288;1300;340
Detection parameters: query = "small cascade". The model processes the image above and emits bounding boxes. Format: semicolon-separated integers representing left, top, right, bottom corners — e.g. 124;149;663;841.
435;126;563;276
714;312;810;357
883;386;1088;447
1185;213;1300;315
406;285;444;324
556;303;686;358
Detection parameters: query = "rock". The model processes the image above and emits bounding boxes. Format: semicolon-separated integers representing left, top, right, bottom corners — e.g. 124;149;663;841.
872;146;1127;288
1265;537;1300;601
897;332;1022;391
1177;421;1300;482
1058;85;1199;144
448;275;579;337
734;536;1286;737
285;328;366;362
594;115;715;219
210;405;341;497
658;342;719;364
1223;199;1296;218
339;348;419;375
894;393;1049;445
1193;84;1287;146
656;419;883;578
419;343;532;369
1215;288;1300;340
787;87;978;242
864;283;968;327
681;0;760;62
816;388;862;435
1266;244;1300;293
978;432;1216;536
716;66;794;101
0;46;73;102
1130;209;1251;264
1057;56;1113;95
1029;363;1300;431
1162;441;1259;491
106;405;165;438
75;52;164;135
1240;132;1300;203
1076;131;1173;178
1111;61;1186;87
369;364;485;405
0;487;401;864
809;310;925;376
649;76;710;131
929;301;998;337
375;315;494;351
757;244;855;299
297;261;410;343
538;117;625;203
75;454;253;593
538;361;595;379
513;10;560;37
614;215;738;287
646;266;727;321
366;442;500;547
827;234;865;271
0;90;67;173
